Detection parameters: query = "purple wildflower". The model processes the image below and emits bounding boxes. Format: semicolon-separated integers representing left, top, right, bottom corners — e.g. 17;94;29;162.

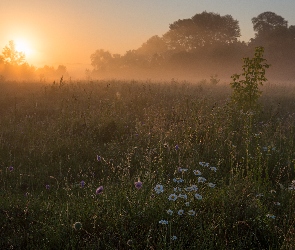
9;166;14;172
80;180;85;188
134;181;143;189
97;155;101;161
175;145;179;150
45;184;50;190
96;186;103;195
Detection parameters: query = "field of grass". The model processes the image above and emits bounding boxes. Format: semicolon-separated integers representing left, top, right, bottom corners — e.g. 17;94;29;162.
1;78;295;249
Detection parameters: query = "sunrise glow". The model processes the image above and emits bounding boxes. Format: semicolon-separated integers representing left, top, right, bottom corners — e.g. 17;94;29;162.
14;39;33;57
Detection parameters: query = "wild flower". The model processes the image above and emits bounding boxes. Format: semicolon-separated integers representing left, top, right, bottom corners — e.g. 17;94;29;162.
97;155;101;161
167;209;173;215
178;194;188;199
178;209;184;215
266;214;276;219
174;187;182;192
178;167;188;172
80;180;85;188
209;166;217;172
187;210;196;216
134;181;143;189
96;186;103;195
45;184;50;190
193;170;202;176
154;184;164;194
184;185;198;191
173;178;184;183
199;162;209;167
8;166;14;172
127;240;133;246
198;177;207;183
175;145;179;150
159;220;168;225
208;183;216;188
171;235;177;240
195;193;202;200
288;181;295;190
274;202;281;206
73;222;82;230
168;193;178;201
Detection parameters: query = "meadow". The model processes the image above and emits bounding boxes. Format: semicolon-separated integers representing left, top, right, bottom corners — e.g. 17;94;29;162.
1;78;295;249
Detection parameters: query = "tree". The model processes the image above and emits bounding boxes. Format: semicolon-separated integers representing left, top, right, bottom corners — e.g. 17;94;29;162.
2;40;26;65
90;49;113;71
230;47;270;112
163;11;240;51
136;35;167;56
252;12;288;38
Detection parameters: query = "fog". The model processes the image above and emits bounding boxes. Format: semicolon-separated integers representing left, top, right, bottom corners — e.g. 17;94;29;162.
1;11;295;83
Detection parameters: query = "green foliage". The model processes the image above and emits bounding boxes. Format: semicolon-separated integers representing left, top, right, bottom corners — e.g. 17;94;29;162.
230;47;270;112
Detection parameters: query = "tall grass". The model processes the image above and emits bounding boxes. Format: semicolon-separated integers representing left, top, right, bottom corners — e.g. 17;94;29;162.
1;79;295;249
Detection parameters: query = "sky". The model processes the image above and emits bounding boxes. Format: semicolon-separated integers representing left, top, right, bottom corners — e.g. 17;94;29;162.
1;0;295;75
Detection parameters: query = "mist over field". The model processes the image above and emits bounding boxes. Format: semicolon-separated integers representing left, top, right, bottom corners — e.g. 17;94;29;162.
1;11;295;83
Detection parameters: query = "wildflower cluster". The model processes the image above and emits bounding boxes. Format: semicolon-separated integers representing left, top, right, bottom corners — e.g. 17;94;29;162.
156;161;217;240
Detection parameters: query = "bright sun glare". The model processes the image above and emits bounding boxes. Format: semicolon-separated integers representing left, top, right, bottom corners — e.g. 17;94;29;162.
15;39;33;56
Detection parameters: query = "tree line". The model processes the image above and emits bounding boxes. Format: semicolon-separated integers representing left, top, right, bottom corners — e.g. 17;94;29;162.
0;41;68;81
90;11;295;81
1;11;294;81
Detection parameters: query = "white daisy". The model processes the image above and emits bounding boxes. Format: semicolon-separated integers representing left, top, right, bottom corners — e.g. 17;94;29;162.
178;194;188;199
154;184;164;194
198;177;207;183
168;193;178;201
178;209;184;215
187;210;196;216
195;193;203;200
208;183;216;188
193;170;202;176
167;209;173;215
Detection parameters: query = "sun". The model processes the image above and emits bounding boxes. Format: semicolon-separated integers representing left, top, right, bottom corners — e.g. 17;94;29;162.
14;39;33;56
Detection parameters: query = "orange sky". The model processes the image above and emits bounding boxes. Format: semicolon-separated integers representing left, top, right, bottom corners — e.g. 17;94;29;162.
1;0;295;77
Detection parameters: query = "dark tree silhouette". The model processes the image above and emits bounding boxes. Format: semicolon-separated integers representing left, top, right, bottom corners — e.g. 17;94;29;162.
136;35;168;56
252;12;288;38
163;11;240;51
